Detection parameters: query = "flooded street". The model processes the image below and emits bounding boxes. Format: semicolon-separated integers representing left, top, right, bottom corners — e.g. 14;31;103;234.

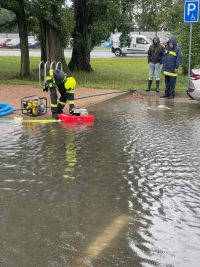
1;96;200;267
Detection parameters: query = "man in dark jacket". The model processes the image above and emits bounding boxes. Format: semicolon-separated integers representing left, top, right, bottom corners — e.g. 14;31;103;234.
147;36;164;92
162;37;182;99
44;68;76;119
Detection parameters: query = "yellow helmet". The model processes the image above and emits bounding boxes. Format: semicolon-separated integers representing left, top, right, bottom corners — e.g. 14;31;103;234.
64;76;76;90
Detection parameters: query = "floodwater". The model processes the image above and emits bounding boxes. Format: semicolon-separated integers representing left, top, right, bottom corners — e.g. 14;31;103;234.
1;96;200;267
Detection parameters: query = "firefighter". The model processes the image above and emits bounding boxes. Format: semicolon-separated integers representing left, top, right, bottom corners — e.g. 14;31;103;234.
161;37;182;99
43;68;76;119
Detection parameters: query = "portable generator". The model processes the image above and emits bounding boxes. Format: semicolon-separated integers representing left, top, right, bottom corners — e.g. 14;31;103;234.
21;95;47;116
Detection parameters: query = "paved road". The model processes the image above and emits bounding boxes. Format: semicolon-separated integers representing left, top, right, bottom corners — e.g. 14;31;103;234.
0;49;147;58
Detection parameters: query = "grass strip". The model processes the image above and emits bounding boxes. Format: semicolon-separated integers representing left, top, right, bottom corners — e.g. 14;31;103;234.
0;56;188;92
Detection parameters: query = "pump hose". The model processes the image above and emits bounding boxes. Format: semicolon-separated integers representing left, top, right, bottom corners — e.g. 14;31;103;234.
0;102;14;117
13;89;136;112
75;89;135;100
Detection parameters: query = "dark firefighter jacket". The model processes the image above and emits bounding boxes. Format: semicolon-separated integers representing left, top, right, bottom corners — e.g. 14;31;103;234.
162;37;182;77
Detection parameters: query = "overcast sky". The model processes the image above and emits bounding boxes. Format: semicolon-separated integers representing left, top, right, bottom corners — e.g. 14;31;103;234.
65;0;72;7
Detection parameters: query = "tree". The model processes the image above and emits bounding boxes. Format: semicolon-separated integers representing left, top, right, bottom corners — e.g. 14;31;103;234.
134;0;173;31
177;23;200;74
0;8;17;32
0;0;30;77
155;0;182;31
69;0;121;72
30;0;74;73
118;0;135;48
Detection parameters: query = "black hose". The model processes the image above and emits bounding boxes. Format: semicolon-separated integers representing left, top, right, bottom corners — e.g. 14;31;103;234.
75;89;135;100
13;89;136;111
75;91;122;100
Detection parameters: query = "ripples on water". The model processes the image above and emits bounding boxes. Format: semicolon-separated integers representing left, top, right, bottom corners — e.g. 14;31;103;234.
1;97;200;267
114;98;200;267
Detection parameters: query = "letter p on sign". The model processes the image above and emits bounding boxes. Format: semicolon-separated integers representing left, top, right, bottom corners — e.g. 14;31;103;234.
184;0;199;23
187;3;196;15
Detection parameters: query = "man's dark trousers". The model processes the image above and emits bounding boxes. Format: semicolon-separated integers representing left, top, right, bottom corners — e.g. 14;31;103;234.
164;75;177;97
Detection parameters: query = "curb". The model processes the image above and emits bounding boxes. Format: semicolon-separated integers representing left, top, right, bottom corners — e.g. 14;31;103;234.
86;91;130;108
132;89;188;98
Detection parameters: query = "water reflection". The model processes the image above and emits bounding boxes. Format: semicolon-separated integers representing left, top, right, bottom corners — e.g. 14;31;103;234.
74;215;129;267
1;97;200;266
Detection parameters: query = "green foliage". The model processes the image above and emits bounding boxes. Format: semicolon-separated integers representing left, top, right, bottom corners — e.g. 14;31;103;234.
116;0;135;47
0;0;19;13
178;24;200;74
119;32;132;48
0;8;17;32
87;0;121;48
134;0;173;31
156;0;182;31
29;0;74;45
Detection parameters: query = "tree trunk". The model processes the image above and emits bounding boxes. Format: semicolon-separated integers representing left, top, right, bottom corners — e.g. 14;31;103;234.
69;37;93;72
40;19;48;63
39;19;70;74
69;0;93;72
16;0;30;77
46;24;69;73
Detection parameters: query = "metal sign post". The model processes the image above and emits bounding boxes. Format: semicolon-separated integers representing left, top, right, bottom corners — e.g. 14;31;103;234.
188;23;193;80
184;0;199;81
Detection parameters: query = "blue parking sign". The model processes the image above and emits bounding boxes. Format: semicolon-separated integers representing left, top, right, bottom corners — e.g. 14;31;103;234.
184;0;199;22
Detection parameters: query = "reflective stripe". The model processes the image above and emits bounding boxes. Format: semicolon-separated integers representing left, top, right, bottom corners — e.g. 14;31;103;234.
165;50;177;57
58;101;66;105
46;75;55;84
163;71;177;77
69;100;75;104
46;76;52;81
67;90;74;94
51;104;58;107
49;69;54;77
169;51;177;56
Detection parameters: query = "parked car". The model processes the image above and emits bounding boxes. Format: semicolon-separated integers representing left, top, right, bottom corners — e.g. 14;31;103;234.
6;38;20;48
111;33;152;56
0;38;12;48
28;39;40;48
187;69;200;101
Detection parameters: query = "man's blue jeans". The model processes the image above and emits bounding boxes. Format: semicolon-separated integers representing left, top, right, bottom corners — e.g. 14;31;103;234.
149;63;161;80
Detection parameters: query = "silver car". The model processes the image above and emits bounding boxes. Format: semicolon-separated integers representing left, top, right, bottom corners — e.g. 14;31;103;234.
187;69;200;101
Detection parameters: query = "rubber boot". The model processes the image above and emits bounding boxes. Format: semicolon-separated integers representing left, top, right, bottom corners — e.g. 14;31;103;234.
52;112;59;119
156;80;160;93
146;80;152;92
57;103;64;114
69;104;75;115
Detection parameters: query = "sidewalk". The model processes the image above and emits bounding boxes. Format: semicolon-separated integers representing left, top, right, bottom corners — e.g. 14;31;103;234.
0;84;122;118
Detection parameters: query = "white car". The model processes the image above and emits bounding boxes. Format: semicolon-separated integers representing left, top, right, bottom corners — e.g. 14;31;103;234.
111;33;152;57
187;69;200;101
6;38;20;48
